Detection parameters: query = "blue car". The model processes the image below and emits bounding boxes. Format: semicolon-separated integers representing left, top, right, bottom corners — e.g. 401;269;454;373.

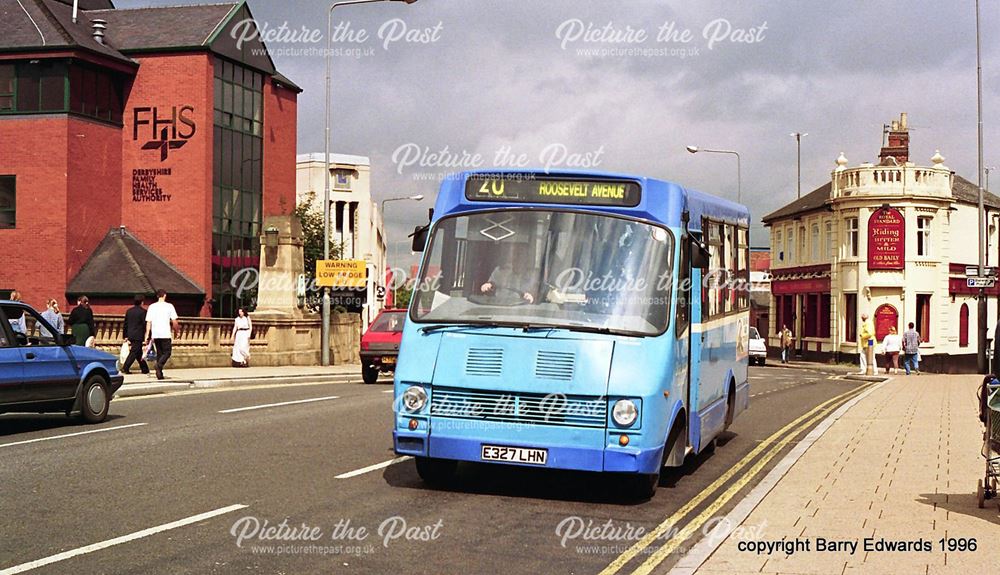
0;301;124;423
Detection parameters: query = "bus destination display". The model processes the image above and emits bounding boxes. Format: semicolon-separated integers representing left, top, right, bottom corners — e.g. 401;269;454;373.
465;176;641;207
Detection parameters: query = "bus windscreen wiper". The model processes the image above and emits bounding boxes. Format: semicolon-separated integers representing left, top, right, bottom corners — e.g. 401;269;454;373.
419;322;558;334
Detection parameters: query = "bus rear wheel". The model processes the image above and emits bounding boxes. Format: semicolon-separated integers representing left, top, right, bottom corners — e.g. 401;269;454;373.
415;457;457;485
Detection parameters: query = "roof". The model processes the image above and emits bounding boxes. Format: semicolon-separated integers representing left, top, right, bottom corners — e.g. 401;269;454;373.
0;0;136;65
67;227;204;298
272;71;302;93
952;174;1000;209
761;182;832;223
297;153;372;167
88;2;239;52
762;173;1000;224
1;0;291;80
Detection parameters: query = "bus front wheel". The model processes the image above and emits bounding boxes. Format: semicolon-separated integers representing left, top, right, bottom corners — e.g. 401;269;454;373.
627;472;660;500
415;457;457;485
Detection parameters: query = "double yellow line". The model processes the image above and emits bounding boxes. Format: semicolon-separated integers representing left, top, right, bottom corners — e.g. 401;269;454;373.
599;382;874;575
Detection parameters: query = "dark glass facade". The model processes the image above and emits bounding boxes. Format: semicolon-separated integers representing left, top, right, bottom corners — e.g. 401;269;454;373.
212;58;263;318
0;59;124;123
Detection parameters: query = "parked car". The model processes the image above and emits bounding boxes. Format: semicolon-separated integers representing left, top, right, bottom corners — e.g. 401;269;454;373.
749;326;767;366
0;301;124;423
360;309;406;384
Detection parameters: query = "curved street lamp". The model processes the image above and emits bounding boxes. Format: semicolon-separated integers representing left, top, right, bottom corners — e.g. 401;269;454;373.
686;145;742;204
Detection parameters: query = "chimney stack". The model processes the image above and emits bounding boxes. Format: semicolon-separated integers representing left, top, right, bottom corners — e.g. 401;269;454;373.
879;112;910;164
91;19;107;45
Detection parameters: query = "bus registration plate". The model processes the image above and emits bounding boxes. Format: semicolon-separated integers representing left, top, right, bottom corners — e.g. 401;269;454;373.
481;445;548;465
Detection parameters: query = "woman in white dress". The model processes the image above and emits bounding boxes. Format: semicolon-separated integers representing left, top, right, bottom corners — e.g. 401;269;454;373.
231;308;252;367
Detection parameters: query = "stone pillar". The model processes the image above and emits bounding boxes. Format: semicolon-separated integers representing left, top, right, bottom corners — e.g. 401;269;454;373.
255;214;305;319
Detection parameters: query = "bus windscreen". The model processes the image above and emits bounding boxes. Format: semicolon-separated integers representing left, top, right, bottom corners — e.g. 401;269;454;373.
464;175;641;207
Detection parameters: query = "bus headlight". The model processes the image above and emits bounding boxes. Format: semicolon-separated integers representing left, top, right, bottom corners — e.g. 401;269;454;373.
402;386;428;413
612;399;638;427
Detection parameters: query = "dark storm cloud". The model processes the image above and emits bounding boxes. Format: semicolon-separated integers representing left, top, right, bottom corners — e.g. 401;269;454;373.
120;0;1000;252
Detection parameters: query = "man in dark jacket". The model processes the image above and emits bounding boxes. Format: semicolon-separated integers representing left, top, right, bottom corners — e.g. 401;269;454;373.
121;295;149;375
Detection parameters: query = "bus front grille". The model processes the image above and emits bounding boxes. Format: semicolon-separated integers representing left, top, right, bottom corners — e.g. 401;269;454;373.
430;387;607;428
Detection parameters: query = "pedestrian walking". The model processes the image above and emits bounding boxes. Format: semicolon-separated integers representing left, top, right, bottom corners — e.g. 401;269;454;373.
779;325;793;363
903;322;921;375
857;313;875;374
881;326;901;374
68;295;95;346
231;308;252;368
121;295;150;375
39;298;64;340
144;289;179;380
7;290;26;336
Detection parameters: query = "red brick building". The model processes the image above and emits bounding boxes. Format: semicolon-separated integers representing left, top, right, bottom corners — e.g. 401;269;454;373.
0;0;300;317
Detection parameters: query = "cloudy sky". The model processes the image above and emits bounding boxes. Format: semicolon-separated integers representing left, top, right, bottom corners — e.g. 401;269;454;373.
124;0;1000;256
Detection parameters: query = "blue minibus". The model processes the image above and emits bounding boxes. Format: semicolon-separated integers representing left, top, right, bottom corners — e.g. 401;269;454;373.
393;170;750;498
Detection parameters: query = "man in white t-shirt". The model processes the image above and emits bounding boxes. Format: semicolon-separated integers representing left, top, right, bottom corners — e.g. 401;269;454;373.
144;289;179;380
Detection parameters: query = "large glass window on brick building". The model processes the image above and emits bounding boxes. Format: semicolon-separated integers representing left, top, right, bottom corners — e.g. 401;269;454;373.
0;60;124;123
212;58;263;318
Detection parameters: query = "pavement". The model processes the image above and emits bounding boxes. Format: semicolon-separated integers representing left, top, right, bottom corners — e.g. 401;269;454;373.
673;373;999;575
116;363;365;397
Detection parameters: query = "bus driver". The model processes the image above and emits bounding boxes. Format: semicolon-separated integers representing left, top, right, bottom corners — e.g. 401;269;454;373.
480;250;535;304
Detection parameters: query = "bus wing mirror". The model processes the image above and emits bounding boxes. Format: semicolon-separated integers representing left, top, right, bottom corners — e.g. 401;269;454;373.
411;225;429;252
690;238;710;269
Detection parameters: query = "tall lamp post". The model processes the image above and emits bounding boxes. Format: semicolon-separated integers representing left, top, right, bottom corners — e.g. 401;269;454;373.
790;132;808;199
323;0;418;366
976;0;987;373
686;145;742;203
382;195;424;306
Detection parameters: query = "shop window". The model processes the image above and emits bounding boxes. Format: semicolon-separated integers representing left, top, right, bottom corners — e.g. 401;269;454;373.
0;176;14;229
916;294;931;342
959;303;969;348
846;217;858;258
844;293;857;342
917;216;932;256
819;293;831;338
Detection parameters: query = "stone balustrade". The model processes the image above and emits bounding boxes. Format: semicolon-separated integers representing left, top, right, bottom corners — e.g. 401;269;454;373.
832;164;952;200
82;312;360;368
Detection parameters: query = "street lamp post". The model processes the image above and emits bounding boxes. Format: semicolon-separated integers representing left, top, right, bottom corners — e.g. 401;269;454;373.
323;0;417;367
382;195;424;306
976;0;988;373
686;145;742;204
791;132;808;199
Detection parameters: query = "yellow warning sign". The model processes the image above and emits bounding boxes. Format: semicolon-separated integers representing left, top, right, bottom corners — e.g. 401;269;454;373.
316;260;367;288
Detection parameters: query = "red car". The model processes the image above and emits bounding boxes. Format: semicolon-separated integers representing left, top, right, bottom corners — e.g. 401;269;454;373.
360;309;406;384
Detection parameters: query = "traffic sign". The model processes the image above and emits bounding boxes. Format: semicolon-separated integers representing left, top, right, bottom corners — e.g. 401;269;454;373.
316;260;368;288
967;277;996;288
966;266;996;277
376;286;386;300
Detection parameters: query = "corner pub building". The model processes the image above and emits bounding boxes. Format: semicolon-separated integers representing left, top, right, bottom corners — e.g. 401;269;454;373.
764;114;1000;373
0;0;300;317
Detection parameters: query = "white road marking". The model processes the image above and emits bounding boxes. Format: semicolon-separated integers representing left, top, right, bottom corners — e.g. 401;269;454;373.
218;395;340;414
335;456;412;479
381;389;394;394
0;503;247;575
0;423;148;449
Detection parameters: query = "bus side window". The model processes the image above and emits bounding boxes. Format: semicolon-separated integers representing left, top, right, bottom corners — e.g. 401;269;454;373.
676;234;690;336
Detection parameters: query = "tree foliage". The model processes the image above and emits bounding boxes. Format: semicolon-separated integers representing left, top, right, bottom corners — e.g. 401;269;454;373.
295;191;343;281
